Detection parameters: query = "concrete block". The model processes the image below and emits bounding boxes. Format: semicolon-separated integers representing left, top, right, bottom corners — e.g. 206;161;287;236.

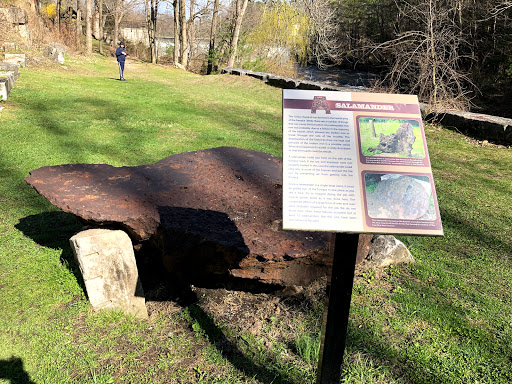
0;62;19;77
0;80;7;101
70;229;148;319
4;53;26;67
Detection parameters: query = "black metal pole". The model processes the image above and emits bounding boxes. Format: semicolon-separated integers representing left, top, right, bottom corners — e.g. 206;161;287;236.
316;233;360;384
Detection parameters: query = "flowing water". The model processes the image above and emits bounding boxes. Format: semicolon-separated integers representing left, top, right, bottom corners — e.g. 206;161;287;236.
297;65;377;89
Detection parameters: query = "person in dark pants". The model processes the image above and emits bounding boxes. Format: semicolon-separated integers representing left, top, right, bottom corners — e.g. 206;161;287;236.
116;41;127;81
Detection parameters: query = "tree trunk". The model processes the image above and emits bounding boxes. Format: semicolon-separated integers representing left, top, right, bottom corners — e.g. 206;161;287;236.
76;6;82;44
152;0;158;63
86;0;92;55
227;0;249;68
187;0;196;68
57;0;61;31
206;0;219;74
146;0;157;63
113;0;121;46
99;0;103;54
179;0;188;66
173;0;180;65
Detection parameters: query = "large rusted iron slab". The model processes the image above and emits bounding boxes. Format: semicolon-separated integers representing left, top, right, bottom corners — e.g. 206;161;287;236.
26;147;331;286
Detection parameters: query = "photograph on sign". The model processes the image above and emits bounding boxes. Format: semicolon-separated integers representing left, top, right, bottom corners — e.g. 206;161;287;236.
282;89;443;236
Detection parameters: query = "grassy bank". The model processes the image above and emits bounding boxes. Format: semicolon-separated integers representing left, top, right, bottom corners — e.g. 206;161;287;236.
0;54;511;383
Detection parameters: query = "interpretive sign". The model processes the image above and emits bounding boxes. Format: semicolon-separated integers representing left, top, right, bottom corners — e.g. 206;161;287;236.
283;89;443;236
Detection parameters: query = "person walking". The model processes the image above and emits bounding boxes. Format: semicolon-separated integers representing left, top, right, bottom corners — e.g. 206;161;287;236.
116;41;128;81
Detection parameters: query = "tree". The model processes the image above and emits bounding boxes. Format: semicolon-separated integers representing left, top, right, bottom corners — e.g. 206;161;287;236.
99;0;104;54
86;0;93;55
179;0;188;65
299;0;343;68
248;1;312;69
226;0;248;67
56;0;62;31
173;0;180;65
207;0;220;74
112;0;124;46
370;0;473;109
186;0;210;68
146;0;158;63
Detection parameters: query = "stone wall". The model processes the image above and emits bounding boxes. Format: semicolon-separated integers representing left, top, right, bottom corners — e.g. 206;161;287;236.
221;67;512;146
425;110;512;146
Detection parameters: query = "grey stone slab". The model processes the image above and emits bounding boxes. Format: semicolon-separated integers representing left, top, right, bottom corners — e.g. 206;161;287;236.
246;71;269;81
266;75;299;89
0;71;16;101
70;229;148;319
296;80;323;90
0;62;19;77
231;68;249;76
428;110;512;145
4;53;26;67
0;80;7;101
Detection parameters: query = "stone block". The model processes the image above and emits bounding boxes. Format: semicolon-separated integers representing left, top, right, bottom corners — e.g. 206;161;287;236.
4;53;26;67
0;72;15;101
70;229;148;319
296;80;324;90
246;71;269;81
427;110;512;146
0;62;19;77
0;80;8;101
266;75;299;89
231;68;249;76
2;42;17;51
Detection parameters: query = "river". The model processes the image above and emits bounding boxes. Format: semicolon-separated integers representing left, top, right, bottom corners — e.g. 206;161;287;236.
297;65;377;89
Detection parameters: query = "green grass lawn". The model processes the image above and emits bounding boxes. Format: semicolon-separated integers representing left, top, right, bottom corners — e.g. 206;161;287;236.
1;54;511;384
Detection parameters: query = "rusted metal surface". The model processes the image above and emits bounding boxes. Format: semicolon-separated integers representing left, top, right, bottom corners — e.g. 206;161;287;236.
26;147;332;286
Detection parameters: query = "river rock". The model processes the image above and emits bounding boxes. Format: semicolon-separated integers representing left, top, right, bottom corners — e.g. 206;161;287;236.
26;147;331;286
364;235;414;268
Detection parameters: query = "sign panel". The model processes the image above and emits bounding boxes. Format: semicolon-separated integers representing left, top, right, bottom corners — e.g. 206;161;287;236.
282;89;443;236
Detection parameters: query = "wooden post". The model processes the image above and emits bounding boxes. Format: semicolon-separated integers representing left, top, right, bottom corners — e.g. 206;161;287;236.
316;233;360;384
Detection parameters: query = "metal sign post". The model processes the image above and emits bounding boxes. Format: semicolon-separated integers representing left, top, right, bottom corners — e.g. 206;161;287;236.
316;232;360;384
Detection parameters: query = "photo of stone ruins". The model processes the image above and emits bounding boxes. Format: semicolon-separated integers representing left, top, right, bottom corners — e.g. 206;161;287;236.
359;118;426;158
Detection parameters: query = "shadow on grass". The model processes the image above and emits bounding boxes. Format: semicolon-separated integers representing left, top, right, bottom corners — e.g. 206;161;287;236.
15;211;87;292
187;302;296;384
0;357;36;384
